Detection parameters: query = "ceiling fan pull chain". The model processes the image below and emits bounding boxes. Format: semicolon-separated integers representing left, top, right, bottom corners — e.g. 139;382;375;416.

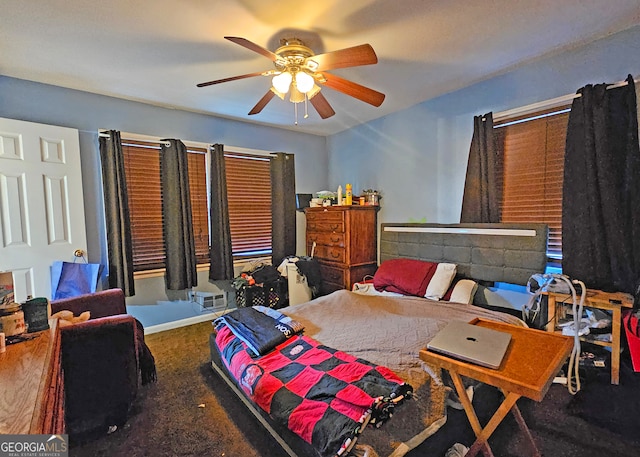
294;100;298;125
304;95;309;119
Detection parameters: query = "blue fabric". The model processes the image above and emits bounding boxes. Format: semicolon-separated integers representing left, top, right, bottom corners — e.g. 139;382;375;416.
51;261;101;300
214;306;303;357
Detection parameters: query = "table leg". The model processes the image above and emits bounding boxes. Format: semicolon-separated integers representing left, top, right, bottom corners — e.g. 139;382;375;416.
546;295;557;332
611;307;621;385
501;389;541;457
450;372;494;457
450;371;541;457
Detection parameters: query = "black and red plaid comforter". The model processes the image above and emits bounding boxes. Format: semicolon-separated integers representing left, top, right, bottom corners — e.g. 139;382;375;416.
215;325;413;457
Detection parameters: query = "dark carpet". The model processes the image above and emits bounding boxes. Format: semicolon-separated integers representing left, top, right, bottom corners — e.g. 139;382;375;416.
71;321;640;457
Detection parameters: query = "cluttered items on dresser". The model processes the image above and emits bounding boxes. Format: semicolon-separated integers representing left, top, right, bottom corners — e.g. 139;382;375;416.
1;296;53;346
309;186;381;207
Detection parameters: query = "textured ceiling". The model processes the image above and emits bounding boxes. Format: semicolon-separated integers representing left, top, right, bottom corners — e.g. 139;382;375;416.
2;0;639;135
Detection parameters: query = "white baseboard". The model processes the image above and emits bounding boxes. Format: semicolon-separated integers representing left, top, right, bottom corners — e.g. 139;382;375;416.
143;308;230;335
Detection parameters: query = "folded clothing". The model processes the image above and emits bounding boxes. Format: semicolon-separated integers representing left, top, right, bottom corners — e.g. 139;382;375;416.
214;305;304;357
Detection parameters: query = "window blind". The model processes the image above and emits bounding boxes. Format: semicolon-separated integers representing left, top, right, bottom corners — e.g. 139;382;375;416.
494;109;569;259
224;152;272;258
187;150;210;264
122;140;210;271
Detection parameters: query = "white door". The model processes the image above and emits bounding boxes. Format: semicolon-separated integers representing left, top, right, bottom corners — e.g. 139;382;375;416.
0;117;87;301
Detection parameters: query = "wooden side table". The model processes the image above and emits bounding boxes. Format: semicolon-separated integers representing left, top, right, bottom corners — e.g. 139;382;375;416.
420;318;573;457
545;289;633;385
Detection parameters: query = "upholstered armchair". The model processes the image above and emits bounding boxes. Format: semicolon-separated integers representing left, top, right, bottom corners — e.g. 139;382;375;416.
51;288;156;439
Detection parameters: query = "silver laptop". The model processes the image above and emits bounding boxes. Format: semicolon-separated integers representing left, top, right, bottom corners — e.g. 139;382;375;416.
427;321;512;369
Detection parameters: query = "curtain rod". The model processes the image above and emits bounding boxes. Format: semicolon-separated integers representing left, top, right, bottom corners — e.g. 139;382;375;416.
95;129;274;156
494;75;639;122
97;129;204;149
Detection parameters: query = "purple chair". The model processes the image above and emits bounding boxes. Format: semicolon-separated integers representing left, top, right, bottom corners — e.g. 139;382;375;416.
51;289;156;439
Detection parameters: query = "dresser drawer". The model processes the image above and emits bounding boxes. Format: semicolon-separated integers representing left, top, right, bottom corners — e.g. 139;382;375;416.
306;220;345;233
311;245;345;263
306;210;345;232
318;263;346;287
306;232;345;247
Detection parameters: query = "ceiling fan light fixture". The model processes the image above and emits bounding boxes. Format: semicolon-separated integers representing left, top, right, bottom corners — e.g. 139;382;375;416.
289;85;305;104
295;71;314;93
272;72;292;94
270;87;286;100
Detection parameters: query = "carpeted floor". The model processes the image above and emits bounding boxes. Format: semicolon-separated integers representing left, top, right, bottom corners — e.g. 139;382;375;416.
71;321;640;457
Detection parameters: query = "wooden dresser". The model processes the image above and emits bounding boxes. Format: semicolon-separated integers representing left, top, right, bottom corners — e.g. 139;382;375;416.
0;318;65;434
305;205;379;294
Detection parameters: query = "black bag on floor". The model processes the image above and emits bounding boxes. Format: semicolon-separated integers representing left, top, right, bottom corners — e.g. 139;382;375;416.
250;264;281;284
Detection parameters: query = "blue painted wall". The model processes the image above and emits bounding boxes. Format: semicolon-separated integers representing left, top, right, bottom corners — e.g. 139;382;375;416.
327;25;640;228
0;78;328;303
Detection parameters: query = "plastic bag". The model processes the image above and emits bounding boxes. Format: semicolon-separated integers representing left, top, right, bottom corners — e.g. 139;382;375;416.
51;261;101;300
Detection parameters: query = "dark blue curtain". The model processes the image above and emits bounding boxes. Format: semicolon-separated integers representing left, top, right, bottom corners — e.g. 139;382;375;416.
563;75;640;294
208;144;234;280
270;152;297;266
460;113;501;223
99;130;135;296
160;139;197;290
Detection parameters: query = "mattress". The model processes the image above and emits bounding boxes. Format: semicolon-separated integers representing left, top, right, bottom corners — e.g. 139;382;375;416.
212;290;525;456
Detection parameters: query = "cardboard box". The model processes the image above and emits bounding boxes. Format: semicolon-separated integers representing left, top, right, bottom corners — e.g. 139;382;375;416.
0;272;15;307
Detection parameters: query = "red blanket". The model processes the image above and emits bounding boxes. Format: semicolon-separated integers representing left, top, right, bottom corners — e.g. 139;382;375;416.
215;325;412;457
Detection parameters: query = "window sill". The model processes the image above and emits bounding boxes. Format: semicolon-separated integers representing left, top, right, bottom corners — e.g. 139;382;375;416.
132;257;272;280
133;263;211;280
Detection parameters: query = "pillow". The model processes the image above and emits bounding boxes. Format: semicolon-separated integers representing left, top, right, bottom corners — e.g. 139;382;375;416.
443;279;479;305
424;263;457;300
373;259;437;296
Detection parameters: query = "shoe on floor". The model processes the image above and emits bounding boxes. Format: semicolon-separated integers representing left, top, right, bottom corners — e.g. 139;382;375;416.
445;443;469;457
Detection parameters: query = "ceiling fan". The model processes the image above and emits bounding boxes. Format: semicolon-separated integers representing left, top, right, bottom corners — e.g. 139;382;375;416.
197;36;385;121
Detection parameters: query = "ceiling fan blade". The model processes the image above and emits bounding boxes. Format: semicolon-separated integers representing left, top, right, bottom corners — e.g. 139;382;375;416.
311;44;378;71
225;36;279;62
309;92;336;119
320;73;385;107
196;72;265;87
248;90;276;115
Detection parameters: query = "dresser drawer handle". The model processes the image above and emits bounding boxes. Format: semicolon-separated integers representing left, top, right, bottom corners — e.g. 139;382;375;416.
328;272;341;280
330;236;340;243
308;223;316;230
330;251;341;259
330;223;340;230
309;235;318;241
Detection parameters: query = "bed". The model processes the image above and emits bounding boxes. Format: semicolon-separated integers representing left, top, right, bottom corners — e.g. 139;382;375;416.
210;223;548;457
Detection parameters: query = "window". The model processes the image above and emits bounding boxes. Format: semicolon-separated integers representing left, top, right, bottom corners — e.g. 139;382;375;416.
494;108;570;261
224;152;272;258
122;139;272;272
122;140;210;271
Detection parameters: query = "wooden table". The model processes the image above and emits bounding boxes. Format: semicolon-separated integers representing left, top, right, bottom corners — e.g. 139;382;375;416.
545;289;634;385
0;318;65;434
420;318;573;457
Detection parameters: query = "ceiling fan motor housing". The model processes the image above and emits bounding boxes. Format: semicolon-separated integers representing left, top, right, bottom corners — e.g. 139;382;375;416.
274;38;316;72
